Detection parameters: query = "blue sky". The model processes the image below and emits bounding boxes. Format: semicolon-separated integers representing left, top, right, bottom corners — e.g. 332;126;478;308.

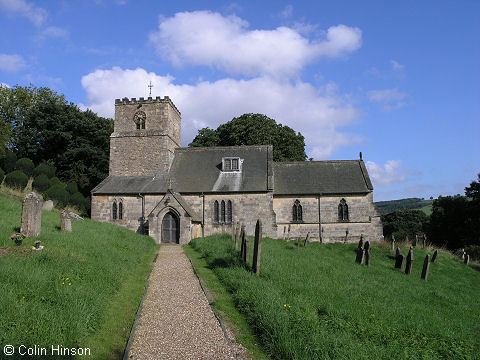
1;0;478;201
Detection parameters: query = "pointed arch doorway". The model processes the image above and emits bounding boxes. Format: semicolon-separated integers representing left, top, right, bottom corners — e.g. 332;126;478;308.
162;211;179;243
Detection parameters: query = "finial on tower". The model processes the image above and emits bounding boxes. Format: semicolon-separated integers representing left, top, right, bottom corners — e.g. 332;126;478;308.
148;81;153;96
359;151;362;160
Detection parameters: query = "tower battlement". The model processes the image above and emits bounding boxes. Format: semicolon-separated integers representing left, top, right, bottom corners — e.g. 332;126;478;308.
115;96;181;116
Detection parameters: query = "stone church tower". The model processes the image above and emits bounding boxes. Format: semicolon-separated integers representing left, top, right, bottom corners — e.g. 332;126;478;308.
109;96;181;176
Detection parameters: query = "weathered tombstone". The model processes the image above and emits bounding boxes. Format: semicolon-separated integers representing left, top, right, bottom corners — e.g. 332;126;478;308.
391;234;395;251
60;210;72;232
297;237;300;250
244;232;250;264
303;232;310;247
405;235;409;246
358;234;364;249
424;234;428;247
252;220;262;276
464;254;470;265
364;241;371;267
395;254;405;269
20;192;42;237
283;226;286;240
413;234;418;248
232;222;236;242
422;234;425;248
68;212;84;221
355;241;364;264
421;254;430;280
287;224;291;241
240;225;246;258
395;246;401;258
42;200;54;211
461;249;465;261
344;229;349;243
431;249;438;263
405;248;414;275
234;223;240;251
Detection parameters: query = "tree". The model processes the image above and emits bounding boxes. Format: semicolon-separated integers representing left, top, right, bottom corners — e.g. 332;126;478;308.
465;173;480;200
189;113;307;162
381;209;428;241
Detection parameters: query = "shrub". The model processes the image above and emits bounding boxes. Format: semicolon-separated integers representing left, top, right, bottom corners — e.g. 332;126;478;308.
32;174;51;193
49;177;66;189
70;192;86;213
4;170;28;189
0;167;4;183
464;245;480;261
45;184;70;208
2;151;17;173
15;158;35;177
66;181;78;194
33;162;56;178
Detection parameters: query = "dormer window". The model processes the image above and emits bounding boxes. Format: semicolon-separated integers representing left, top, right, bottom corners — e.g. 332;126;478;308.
223;157;241;172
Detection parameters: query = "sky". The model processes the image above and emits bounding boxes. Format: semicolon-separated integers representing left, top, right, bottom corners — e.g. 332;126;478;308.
0;0;479;201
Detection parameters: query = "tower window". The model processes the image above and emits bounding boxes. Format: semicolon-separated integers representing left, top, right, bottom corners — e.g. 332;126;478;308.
292;199;303;222
133;111;146;130
338;198;349;222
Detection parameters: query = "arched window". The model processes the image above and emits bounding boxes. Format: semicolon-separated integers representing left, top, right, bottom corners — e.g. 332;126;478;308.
227;200;232;223
133;111;146;130
338;198;349;222
112;201;117;220
118;201;123;220
292;199;303;222
221;200;226;223
214;200;219;223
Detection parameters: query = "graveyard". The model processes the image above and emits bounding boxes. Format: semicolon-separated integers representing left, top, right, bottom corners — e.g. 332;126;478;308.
0;194;158;359
186;233;480;359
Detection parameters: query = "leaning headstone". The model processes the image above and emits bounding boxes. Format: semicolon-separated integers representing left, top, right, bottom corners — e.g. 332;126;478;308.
431;249;438;263
240;225;246;258
68;212;84;221
464;254;470;265
234;223;240;251
395;246;401;258
421;254;430;280
20;192;42;237
60;210;72;232
244;231;250;265
252;220;262;276
395;254;405;269
42;200;54;211
405;248;414;275
303;232;310;247
355;241;364;264
364;241;371;266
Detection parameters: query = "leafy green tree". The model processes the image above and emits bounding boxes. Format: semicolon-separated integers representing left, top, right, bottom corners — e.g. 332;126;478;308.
381;210;428;241
15;157;34;177
32;174;51;193
189;113;307;162
465;173;480;200
66;181;78;194
45;184;70;208
0;150;16;173
33;162;56;179
0;167;4;183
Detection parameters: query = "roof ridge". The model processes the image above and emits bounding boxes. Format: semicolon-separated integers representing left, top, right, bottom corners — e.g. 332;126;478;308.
176;145;272;151
274;160;359;165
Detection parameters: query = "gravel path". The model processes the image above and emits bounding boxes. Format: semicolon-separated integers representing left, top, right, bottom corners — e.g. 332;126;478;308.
126;245;236;360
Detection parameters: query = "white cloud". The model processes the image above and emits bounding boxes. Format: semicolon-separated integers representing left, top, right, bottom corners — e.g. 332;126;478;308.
278;4;293;19
366;160;406;187
0;0;47;26
367;88;407;110
149;11;362;78
81;66;358;159
390;59;405;71
35;26;69;42
0;53;26;71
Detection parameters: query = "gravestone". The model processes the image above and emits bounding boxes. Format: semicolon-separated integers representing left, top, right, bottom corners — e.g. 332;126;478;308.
355;241;364;264
344;229;349;243
364;241;371;266
69;212;84;221
431;249;438;263
297;237;300;250
413;234;418;247
60;210;72;232
244;231;250;265
287;224;291;241
395;254;405;269
395;246;401;258
232;222;235;242
422;235;425;248
464;254;470;265
304;232;310;247
405;235;409;246
234;223;240;250
358;235;364;249
391;235;395;251
42;200;54;211
405;248;414;275
240;225;246;258
421;254;430;280
20;192;42;237
252;219;262;276
461;249;465;261
283;226;286;240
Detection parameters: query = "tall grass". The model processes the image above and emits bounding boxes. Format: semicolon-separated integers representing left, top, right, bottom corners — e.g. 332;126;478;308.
190;235;480;359
0;195;158;359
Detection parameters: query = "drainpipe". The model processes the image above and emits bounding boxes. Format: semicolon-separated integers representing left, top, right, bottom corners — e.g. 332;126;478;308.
138;193;145;234
202;192;205;239
318;194;322;244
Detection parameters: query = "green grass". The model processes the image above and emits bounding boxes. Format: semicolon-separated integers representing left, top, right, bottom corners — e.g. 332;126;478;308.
0;195;158;359
419;205;433;216
189;235;480;359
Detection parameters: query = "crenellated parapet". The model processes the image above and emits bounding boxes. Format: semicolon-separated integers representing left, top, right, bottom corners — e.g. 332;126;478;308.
114;96;181;116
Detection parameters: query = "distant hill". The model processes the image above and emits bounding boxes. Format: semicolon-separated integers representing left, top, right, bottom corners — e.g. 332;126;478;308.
374;197;433;215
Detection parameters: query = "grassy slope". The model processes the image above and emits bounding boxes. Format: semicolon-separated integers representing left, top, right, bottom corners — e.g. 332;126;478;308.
189;235;480;360
0;195;158;359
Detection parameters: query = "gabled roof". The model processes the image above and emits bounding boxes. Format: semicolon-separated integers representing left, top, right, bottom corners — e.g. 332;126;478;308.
147;189;201;222
91;174;168;195
273;160;373;195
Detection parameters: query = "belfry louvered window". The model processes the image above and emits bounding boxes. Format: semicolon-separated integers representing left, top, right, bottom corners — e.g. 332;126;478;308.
292;199;303;222
214;200;219;223
112;201;117;220
338;198;349;222
227;200;232;223
221;200;226;223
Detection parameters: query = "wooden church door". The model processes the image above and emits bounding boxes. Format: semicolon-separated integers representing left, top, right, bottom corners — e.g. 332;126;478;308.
162;212;179;243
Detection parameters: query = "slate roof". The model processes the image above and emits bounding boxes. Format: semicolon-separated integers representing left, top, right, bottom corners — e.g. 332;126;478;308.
92;146;373;195
273;160;373;195
146;190;202;222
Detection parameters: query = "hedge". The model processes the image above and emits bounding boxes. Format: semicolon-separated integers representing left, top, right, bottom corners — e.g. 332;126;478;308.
33;162;56;179
15;158;35;177
32;174;51;193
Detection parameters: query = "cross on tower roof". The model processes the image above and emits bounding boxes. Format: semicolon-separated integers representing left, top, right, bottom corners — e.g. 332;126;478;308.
148;81;153;96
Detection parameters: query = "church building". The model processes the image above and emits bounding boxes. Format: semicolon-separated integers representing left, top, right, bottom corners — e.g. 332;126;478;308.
91;96;383;244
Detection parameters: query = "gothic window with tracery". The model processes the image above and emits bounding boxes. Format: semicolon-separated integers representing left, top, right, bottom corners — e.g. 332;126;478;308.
118;201;123;220
292;199;303;222
112;201;117;220
338;198;349;222
214;200;219;223
227;200;232;223
221;200;226;223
